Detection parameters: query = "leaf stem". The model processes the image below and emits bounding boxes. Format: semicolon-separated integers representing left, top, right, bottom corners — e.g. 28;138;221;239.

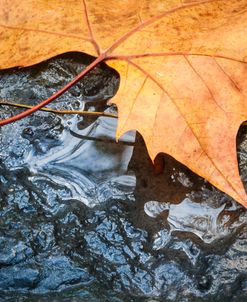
0;101;117;119
0;54;106;126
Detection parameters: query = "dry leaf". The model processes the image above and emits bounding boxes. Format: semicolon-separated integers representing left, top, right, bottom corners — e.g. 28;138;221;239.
0;0;247;207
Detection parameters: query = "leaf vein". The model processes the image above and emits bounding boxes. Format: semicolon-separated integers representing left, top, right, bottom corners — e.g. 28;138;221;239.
0;24;91;43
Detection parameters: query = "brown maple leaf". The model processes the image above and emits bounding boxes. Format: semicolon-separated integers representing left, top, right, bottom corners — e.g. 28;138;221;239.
0;0;247;207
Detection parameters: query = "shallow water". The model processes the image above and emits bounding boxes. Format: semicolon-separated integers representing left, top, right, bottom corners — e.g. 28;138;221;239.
0;53;246;302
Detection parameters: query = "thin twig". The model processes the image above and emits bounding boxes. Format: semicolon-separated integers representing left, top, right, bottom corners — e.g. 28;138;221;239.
0;101;118;119
1;101;246;126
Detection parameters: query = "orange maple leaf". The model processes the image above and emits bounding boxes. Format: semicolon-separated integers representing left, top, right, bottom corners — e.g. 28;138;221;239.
0;0;247;207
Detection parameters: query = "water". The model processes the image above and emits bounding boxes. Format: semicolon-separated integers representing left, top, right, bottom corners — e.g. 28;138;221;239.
0;53;246;301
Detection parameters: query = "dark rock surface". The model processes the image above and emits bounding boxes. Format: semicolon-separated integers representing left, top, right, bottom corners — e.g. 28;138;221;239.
0;53;246;302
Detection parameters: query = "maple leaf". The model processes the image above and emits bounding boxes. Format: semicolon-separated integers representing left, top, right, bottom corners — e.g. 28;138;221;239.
0;0;247;207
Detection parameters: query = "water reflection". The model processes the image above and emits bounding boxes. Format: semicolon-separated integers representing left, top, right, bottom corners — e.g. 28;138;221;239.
145;197;247;244
25;114;136;207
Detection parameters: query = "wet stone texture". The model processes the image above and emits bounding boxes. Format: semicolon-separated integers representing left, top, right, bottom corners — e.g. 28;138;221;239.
0;53;246;302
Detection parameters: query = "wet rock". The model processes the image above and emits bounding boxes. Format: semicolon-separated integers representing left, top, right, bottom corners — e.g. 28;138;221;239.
36;256;92;292
0;266;39;290
0;238;33;265
0;53;246;302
